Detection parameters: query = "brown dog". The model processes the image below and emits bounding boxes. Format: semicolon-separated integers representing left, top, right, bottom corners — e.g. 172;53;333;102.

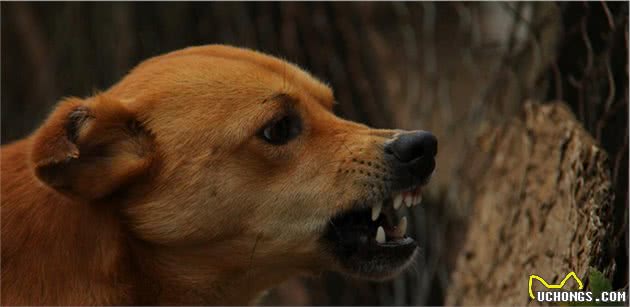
1;45;437;305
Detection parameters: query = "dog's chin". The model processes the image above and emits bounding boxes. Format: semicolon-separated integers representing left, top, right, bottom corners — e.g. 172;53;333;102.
321;183;425;280
333;238;418;280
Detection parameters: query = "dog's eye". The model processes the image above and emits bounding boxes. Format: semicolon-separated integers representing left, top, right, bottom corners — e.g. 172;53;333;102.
260;114;302;145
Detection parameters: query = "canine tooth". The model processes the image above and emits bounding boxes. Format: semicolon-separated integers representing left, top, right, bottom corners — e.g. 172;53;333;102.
398;217;408;235
371;203;382;221
405;193;413;208
376;226;386;243
393;194;403;210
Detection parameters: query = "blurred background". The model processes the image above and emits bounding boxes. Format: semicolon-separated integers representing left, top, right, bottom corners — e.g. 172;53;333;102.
2;2;628;305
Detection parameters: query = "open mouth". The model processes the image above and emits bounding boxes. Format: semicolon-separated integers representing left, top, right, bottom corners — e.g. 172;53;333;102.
323;184;425;279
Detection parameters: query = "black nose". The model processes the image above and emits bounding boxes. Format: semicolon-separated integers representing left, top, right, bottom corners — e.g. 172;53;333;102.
385;131;437;163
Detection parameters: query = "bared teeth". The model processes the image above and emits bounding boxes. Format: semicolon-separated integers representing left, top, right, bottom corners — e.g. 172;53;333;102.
371;202;382;221
415;193;423;206
398;216;408;235
388;186;423;212
393;194;403;210
375;226;386;243
405;193;413;207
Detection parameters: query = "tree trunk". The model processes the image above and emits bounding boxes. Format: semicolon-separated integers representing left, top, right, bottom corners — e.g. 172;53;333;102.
446;102;614;305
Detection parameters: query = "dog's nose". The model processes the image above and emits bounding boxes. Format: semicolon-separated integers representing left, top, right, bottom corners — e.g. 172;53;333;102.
385;131;437;163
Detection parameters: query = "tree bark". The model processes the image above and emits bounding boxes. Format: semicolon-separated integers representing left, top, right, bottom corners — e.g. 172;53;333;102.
446;102;614;305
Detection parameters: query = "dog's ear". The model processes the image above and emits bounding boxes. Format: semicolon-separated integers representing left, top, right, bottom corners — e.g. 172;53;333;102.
31;95;156;200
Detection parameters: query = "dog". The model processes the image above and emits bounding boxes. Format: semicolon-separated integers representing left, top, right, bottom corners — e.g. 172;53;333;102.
1;45;437;305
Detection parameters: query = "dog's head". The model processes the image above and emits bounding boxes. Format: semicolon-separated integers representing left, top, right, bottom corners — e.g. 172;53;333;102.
30;45;436;282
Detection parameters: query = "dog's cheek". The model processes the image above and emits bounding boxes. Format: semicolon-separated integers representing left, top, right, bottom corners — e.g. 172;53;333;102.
121;170;247;245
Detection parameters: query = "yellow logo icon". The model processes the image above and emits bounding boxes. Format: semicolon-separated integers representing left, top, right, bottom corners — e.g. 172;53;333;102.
528;271;584;299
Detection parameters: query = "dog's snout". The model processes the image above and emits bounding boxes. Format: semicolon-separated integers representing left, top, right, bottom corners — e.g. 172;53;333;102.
385;131;437;163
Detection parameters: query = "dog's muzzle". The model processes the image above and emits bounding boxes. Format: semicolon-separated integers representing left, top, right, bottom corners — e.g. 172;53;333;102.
322;130;437;279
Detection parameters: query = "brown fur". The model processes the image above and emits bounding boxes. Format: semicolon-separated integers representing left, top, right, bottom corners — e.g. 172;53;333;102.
2;45;408;305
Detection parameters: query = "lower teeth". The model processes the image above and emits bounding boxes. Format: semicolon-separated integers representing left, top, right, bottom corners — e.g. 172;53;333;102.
398;217;408;235
375;226;386;243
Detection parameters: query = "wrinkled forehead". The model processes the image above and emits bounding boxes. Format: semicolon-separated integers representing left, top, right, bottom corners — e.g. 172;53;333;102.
108;45;334;111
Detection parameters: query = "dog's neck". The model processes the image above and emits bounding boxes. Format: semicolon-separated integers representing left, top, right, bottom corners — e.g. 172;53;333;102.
132;239;305;305
1;141;139;305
